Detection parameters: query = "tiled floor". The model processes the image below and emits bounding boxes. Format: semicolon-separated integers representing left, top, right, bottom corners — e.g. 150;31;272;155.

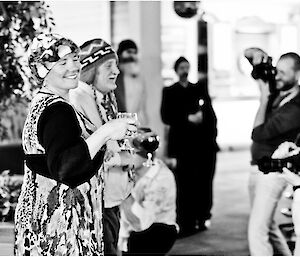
0;223;14;256
169;149;253;255
168;149;291;255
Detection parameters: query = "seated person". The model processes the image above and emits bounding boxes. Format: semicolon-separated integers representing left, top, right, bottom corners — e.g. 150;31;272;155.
118;128;178;256
272;141;300;255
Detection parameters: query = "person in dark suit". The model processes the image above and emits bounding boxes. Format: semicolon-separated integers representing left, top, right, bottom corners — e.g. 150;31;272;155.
160;56;219;236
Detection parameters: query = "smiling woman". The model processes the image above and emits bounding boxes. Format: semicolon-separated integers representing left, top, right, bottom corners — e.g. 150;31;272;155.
43;53;81;96
14;33;137;256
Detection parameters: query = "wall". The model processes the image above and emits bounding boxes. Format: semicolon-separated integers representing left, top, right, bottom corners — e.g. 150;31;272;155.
47;1;111;46
161;1;198;85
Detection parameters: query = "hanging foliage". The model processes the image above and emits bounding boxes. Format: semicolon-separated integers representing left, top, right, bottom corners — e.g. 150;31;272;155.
0;1;55;140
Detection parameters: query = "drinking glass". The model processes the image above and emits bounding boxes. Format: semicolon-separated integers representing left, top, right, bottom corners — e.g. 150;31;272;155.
117;112;138;151
142;134;160;167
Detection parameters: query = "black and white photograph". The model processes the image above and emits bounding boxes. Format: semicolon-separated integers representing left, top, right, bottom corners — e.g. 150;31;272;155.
1;0;300;255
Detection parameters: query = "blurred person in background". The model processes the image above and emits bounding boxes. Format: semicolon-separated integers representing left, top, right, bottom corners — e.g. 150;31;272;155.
160;56;218;236
15;33;136;255
118;127;178;256
115;39;148;126
69;38;135;255
247;49;300;255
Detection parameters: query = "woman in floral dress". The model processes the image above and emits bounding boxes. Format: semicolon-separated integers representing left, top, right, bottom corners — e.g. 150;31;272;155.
14;33;137;256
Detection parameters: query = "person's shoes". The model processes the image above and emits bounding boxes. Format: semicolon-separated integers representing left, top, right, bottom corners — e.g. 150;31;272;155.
177;226;198;238
195;219;211;232
204;219;211;228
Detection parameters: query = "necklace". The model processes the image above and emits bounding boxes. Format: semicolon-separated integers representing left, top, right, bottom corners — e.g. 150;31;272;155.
92;86;118;122
92;86;137;182
92;86;106;124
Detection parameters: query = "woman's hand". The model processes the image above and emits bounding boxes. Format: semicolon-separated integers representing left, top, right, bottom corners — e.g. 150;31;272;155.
86;118;137;158
104;118;137;141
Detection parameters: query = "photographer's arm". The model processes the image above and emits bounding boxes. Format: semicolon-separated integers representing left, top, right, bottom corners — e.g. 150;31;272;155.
252;102;300;141
253;80;270;128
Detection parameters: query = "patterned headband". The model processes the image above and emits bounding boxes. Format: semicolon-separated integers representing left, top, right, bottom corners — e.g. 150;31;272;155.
80;39;117;70
28;33;80;84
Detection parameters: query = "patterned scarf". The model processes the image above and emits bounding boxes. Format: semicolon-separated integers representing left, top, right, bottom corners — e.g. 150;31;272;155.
92;87;118;123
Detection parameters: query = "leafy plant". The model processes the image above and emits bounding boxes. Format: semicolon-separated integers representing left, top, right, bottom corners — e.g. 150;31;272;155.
0;170;23;221
0;1;55;140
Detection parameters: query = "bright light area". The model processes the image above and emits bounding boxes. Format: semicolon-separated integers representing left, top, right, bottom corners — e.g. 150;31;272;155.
213;99;259;149
47;1;111;46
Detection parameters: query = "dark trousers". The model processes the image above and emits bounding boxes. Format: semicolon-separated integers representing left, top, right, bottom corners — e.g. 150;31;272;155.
175;151;217;233
103;206;120;256
123;223;177;256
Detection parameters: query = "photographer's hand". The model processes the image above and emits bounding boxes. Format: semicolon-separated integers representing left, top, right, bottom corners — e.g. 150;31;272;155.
281;167;300;186
244;48;268;65
257;79;270;101
272;142;300;159
253;51;268;65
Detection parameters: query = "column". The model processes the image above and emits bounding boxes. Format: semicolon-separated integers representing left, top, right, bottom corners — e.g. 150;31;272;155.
128;2;165;156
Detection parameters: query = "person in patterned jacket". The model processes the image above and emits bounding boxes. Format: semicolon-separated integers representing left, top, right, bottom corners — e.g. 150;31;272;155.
14;33;136;256
69;38;135;255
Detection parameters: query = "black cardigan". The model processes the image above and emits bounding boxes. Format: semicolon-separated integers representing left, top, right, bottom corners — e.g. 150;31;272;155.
25;102;104;188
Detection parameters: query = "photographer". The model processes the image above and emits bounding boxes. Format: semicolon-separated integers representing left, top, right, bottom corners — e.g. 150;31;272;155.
247;49;300;255
272;142;300;255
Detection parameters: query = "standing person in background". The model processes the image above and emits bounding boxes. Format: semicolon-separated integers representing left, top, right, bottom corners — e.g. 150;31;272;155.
70;39;134;255
115;39;148;125
15;33;136;256
161;56;218;237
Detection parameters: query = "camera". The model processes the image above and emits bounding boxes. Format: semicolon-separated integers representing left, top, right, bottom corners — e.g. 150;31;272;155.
244;48;277;94
257;156;299;175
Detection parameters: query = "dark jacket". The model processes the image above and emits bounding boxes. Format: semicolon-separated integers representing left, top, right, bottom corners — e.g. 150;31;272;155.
161;79;218;158
251;91;300;164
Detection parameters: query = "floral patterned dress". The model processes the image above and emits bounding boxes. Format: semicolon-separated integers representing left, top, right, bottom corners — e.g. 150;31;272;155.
14;91;104;256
